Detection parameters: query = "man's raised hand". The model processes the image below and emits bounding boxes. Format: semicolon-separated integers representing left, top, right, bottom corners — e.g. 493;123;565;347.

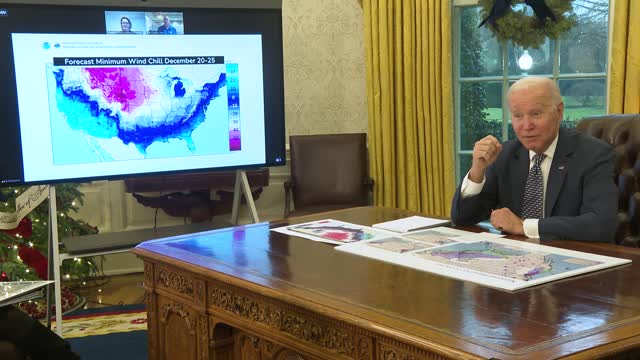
469;135;502;183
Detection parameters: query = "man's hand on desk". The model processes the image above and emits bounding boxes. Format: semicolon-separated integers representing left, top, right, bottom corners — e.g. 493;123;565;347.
490;208;524;235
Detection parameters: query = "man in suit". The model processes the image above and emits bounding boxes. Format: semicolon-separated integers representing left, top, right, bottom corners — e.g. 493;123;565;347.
451;77;617;242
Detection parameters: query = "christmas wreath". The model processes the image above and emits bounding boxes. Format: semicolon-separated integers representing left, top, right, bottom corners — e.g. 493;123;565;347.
478;0;577;49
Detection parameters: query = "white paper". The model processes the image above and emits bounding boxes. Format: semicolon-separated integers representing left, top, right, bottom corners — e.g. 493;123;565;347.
372;216;451;233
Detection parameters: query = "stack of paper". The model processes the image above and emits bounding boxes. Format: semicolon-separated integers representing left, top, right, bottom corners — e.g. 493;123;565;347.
372;216;450;233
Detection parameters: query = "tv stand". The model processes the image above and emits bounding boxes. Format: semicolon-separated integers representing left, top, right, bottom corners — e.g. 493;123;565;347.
46;185;63;335
231;169;260;224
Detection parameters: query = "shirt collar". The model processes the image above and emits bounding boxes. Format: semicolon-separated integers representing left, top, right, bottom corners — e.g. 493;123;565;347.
529;133;559;161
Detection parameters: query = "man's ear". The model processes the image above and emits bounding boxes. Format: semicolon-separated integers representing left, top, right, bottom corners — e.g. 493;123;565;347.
557;101;564;120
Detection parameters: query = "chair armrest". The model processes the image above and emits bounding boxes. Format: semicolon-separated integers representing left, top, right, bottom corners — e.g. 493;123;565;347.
363;177;375;189
362;177;375;205
284;180;295;218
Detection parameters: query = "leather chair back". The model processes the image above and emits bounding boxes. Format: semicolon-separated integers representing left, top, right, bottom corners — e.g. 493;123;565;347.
285;133;372;217
576;114;640;246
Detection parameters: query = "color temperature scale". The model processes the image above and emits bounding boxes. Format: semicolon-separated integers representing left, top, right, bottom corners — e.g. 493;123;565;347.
227;63;241;151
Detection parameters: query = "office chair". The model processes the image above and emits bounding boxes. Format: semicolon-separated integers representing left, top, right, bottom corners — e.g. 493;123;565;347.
576;114;640;246
284;133;374;218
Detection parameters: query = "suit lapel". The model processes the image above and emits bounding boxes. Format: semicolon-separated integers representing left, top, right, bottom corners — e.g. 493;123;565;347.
512;145;529;216
545;129;572;217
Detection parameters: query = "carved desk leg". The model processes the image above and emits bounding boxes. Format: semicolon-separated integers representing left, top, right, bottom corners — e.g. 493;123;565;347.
143;262;158;360
151;265;211;360
157;295;199;359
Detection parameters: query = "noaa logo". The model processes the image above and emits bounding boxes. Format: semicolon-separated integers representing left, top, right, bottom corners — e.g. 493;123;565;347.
42;42;51;49
0;9;8;17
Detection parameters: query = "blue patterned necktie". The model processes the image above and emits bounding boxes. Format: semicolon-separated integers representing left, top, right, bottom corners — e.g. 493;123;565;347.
521;153;546;219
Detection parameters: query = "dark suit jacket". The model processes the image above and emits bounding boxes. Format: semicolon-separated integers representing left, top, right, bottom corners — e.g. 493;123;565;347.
451;128;618;242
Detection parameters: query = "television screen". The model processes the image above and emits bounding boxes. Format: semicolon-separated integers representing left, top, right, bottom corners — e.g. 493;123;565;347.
0;1;285;185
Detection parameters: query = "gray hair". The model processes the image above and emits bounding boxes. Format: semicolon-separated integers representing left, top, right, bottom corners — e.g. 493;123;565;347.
507;77;562;106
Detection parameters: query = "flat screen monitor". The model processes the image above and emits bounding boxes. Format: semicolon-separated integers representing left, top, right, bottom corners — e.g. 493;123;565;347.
0;0;285;186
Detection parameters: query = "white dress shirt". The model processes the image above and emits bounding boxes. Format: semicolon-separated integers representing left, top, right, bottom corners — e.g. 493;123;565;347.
460;135;559;238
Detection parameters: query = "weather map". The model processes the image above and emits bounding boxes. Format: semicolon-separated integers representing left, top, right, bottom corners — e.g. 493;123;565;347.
365;237;433;253
10;33;266;184
47;60;235;164
272;219;395;245
411;241;602;281
334;225;631;290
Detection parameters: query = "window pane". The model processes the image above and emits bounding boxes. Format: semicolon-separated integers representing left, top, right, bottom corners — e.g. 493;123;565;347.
507;41;555;76
559;79;607;128
460;7;502;78
458;153;473;181
459;81;502;151
559;0;609;74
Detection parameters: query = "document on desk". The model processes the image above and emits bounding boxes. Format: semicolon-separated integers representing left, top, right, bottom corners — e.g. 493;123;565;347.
271;219;395;245
372;216;451;233
336;231;631;291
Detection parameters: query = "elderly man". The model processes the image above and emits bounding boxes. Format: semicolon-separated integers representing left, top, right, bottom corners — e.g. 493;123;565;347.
157;15;177;35
451;77;617;242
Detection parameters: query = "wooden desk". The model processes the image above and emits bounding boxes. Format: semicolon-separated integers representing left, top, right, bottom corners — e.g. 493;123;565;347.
132;206;640;359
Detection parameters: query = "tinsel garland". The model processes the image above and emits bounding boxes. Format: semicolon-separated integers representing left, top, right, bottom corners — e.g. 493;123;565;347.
479;0;577;49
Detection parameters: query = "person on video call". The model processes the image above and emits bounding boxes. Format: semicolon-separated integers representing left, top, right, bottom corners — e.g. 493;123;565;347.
0;305;80;359
450;76;617;242
120;16;133;33
157;15;177;34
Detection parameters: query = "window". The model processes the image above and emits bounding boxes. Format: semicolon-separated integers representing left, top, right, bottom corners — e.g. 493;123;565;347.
453;0;610;179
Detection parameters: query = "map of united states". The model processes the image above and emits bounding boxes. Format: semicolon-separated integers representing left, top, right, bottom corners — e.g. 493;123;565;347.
48;64;228;164
413;241;603;281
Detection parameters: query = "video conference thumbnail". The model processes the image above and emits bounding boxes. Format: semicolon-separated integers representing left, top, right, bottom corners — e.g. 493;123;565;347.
104;11;184;35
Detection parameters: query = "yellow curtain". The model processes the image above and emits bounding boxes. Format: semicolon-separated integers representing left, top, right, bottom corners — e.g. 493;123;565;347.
362;0;455;217
609;0;640;113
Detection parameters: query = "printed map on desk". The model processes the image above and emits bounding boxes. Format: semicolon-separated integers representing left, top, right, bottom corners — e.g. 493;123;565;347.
401;227;490;245
271;219;393;245
337;234;631;291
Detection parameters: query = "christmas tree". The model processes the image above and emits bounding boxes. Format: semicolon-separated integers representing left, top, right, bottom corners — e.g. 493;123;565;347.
0;183;99;316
